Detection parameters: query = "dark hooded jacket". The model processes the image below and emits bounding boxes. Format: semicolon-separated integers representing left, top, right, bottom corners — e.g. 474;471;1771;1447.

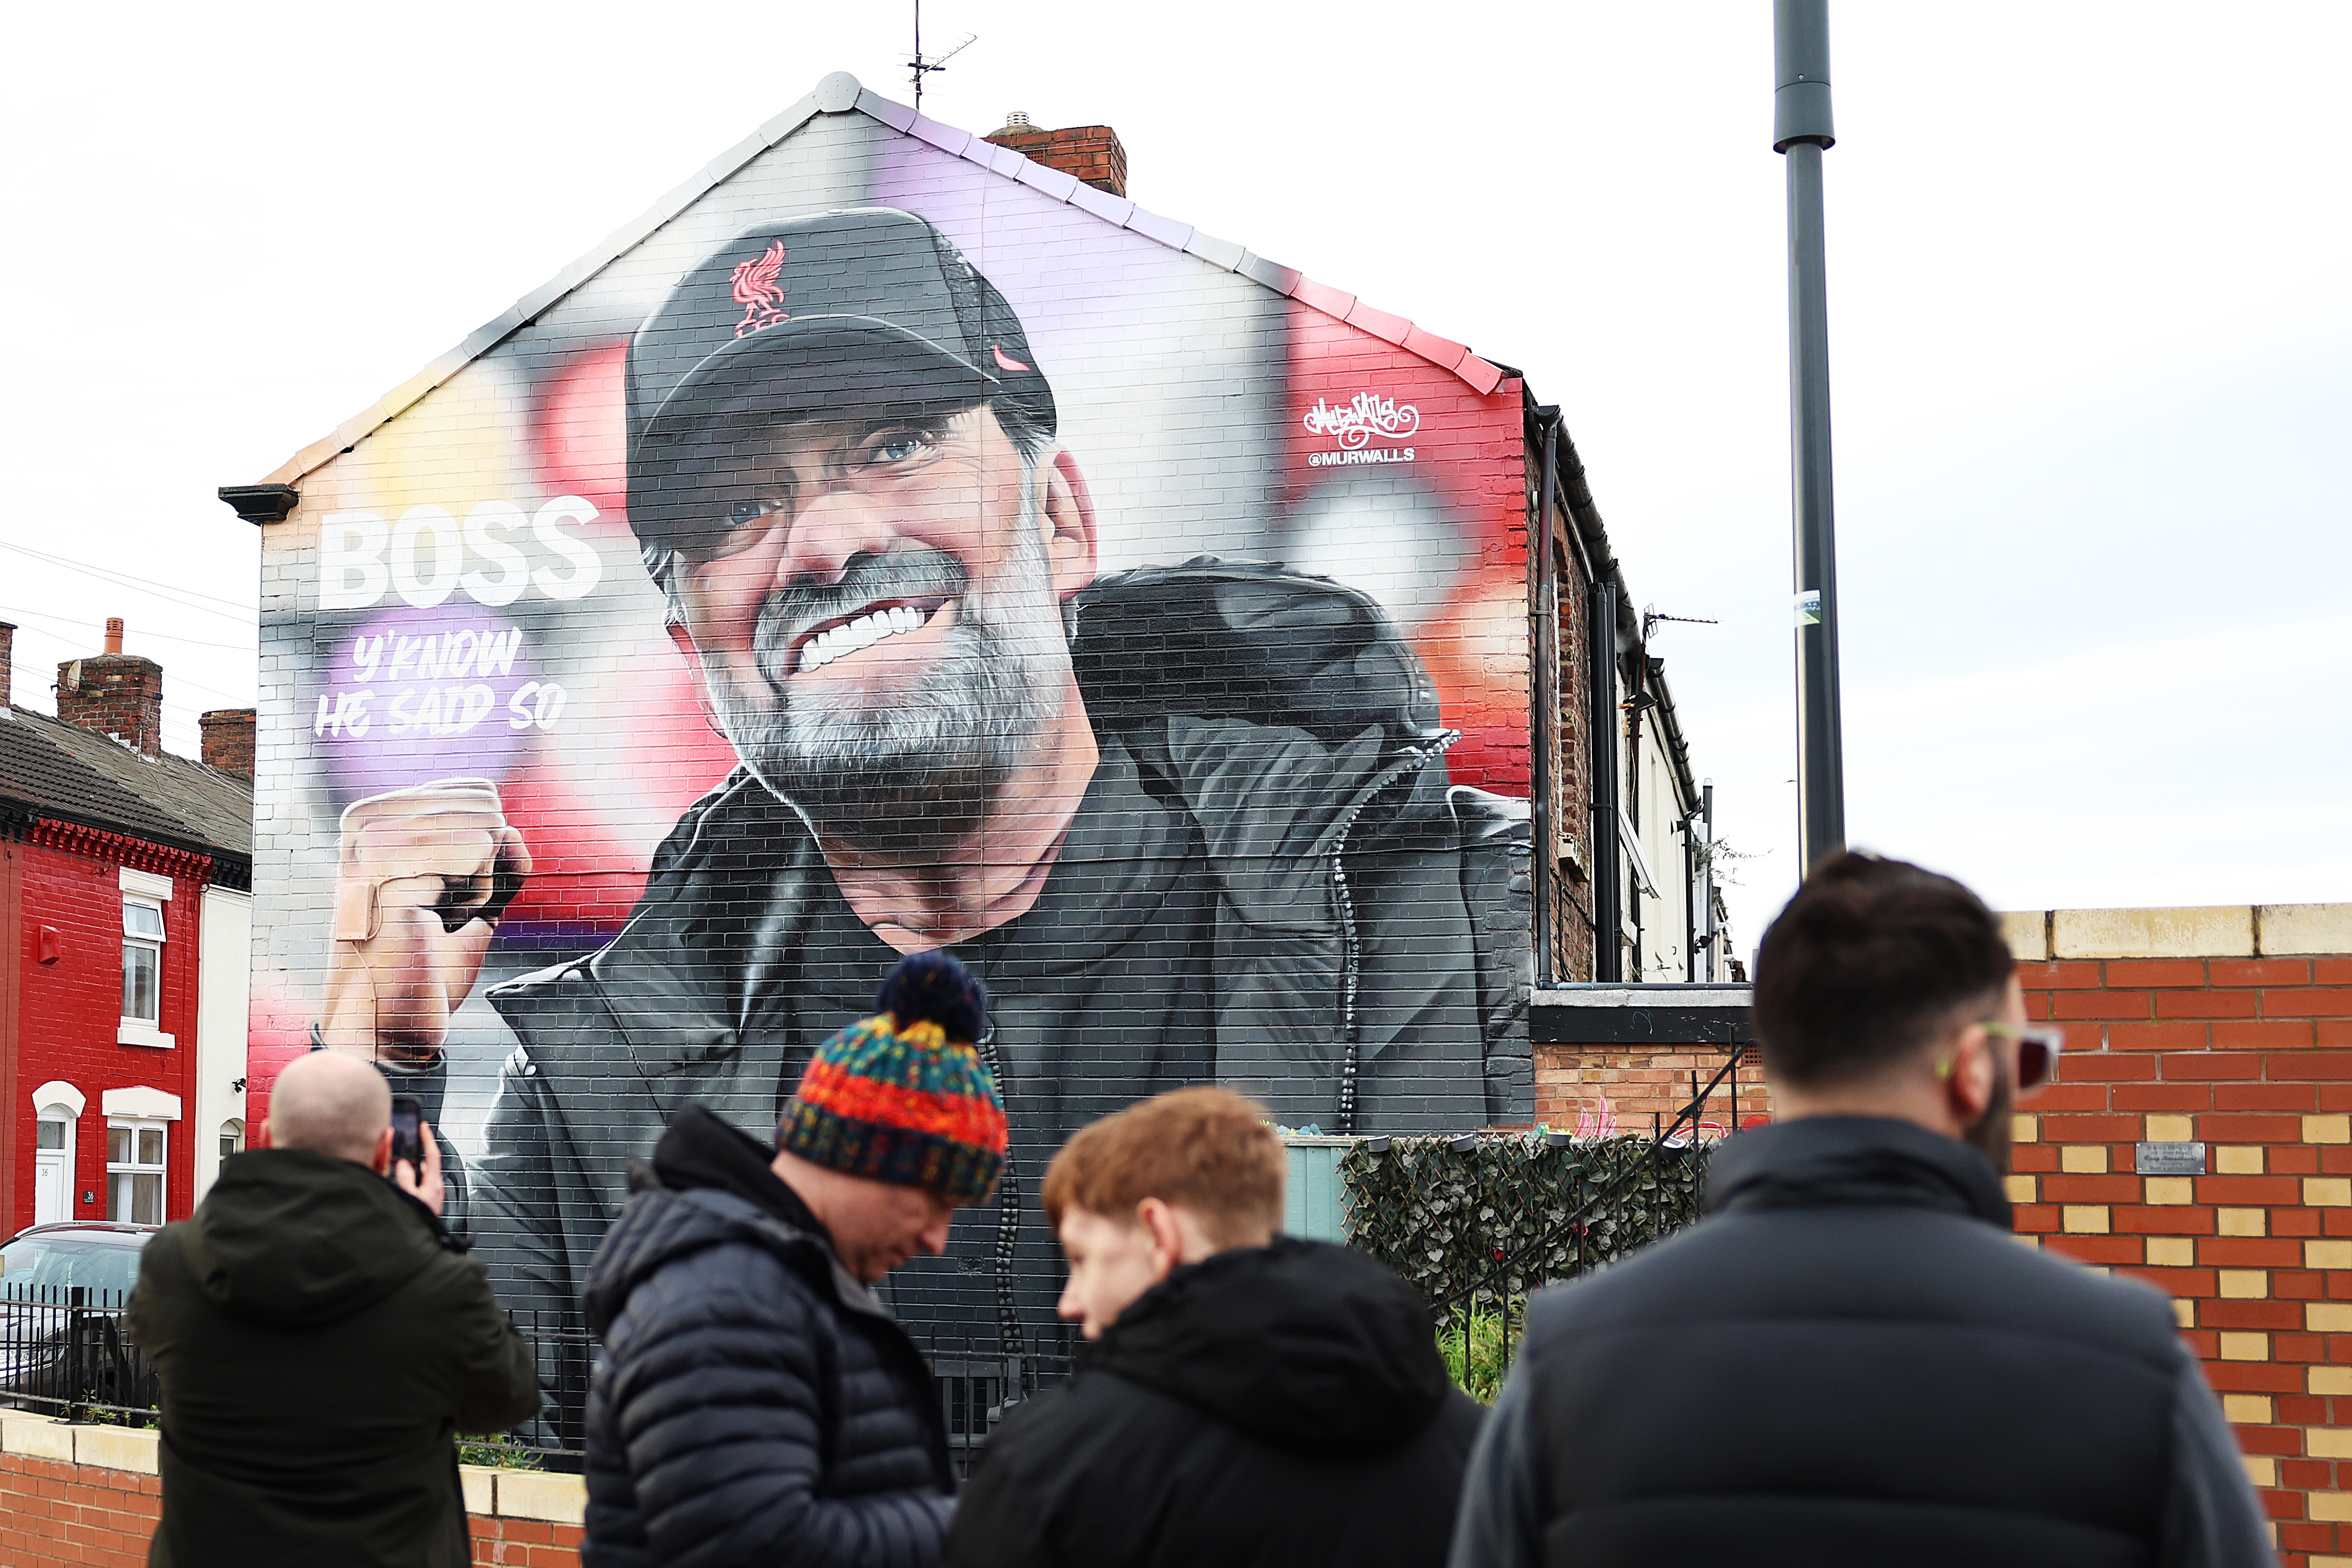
1447;1117;2277;1568
124;1148;538;1568
943;1237;1484;1568
466;560;1531;1394
580;1105;954;1568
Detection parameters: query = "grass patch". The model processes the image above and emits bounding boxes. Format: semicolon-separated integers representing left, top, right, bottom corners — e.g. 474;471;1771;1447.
455;1438;545;1470
1436;1297;1524;1404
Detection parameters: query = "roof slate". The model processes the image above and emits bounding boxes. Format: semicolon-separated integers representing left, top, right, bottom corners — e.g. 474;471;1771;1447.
0;705;252;872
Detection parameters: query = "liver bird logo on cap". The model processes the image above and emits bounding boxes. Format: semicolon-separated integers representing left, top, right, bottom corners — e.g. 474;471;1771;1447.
730;241;789;338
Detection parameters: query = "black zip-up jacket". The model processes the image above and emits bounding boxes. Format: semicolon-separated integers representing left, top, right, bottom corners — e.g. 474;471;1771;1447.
945;1237;1484;1568
464;561;1530;1387
125;1150;537;1568
581;1106;954;1568
1448;1117;2277;1568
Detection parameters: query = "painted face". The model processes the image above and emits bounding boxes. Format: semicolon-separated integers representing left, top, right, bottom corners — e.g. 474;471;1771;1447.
667;405;1070;843
826;1176;959;1285
1055;1206;1166;1341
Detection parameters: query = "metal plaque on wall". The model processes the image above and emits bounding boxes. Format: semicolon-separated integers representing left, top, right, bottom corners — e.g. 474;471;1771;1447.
2135;1141;2208;1175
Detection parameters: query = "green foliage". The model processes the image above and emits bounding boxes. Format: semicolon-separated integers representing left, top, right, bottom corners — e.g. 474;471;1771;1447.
1340;1133;1709;1316
1434;1295;1524;1404
455;1437;545;1470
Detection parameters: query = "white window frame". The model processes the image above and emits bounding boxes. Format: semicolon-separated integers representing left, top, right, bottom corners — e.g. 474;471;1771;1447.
119;867;175;1048
219;1118;245;1161
107;1117;169;1226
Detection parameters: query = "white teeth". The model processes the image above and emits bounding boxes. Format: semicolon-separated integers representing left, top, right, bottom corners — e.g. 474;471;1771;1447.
797;605;933;673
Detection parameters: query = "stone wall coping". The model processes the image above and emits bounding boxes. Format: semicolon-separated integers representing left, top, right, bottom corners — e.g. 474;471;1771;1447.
3;1413;585;1521
1534;985;1754;1007
1999;903;2352;961
493;1466;589;1523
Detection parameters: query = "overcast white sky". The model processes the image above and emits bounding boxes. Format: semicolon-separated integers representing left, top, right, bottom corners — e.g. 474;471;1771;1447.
2;1;2345;950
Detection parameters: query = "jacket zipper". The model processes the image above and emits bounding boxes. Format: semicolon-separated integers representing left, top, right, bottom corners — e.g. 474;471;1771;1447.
1328;731;1458;1134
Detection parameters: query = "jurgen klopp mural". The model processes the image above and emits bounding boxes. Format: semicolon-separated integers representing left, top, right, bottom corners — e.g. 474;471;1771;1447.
252;79;1532;1398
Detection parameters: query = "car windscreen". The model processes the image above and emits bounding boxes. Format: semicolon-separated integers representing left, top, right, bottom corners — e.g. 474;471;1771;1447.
0;1235;146;1303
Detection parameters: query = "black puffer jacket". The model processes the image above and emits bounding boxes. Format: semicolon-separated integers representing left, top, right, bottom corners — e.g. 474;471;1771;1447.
1447;1117;2276;1568
945;1237;1483;1567
581;1107;953;1568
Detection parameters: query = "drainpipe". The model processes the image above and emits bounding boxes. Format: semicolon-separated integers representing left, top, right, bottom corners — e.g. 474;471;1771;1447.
1530;407;1562;987
1587;580;1621;981
1701;780;1718;982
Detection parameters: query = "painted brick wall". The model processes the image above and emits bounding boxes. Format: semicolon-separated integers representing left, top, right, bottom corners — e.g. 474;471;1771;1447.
245;91;1558;1361
2007;905;2352;1567
12;828;203;1229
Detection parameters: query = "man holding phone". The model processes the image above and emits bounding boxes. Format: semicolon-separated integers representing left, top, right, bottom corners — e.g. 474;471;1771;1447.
128;1050;538;1567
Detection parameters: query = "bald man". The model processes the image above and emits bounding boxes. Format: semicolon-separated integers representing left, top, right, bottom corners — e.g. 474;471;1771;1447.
128;1051;538;1568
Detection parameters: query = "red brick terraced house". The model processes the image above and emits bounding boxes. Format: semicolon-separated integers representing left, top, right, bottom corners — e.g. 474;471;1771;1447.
0;619;254;1236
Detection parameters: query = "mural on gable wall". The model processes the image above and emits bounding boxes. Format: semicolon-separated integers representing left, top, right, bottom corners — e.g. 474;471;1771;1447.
250;96;1532;1399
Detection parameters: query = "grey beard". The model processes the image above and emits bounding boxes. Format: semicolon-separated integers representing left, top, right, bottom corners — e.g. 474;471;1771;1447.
703;503;1069;851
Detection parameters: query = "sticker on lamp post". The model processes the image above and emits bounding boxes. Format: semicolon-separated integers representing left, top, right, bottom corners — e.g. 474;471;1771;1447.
1794;590;1822;626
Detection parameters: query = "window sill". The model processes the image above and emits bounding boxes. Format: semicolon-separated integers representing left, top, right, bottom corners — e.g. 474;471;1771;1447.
117;1022;176;1049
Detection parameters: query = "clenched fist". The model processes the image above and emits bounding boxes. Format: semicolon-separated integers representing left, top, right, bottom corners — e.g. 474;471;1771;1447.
319;779;531;1061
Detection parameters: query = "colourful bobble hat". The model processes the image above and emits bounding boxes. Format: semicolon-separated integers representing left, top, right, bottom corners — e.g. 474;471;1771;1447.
777;951;1008;1204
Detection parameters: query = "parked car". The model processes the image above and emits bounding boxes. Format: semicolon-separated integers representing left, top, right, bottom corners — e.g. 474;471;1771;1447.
0;1222;157;1412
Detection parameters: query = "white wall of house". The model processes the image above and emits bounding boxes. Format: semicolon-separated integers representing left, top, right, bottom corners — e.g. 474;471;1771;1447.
193;885;251;1202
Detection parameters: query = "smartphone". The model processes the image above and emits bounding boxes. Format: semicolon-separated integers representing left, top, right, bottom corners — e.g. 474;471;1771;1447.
389;1096;425;1168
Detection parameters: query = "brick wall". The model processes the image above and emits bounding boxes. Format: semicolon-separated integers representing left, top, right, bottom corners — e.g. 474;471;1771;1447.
11;827;205;1230
1534;1042;1766;1137
0;1417;582;1567
198;707;256;778
1;1452;160;1567
2006;902;2352;1567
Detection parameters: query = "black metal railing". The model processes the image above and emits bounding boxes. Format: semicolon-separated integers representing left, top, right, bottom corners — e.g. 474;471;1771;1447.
924;1324;1079;1478
3;1290;1078;1481
0;1285;160;1425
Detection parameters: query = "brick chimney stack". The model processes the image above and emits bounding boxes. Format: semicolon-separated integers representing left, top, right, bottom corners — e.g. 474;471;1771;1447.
200;708;257;778
982;112;1127;197
55;619;166;755
0;621;14;709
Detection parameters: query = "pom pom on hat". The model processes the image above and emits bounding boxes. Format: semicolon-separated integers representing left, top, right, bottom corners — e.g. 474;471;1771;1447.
779;951;1007;1205
876;949;989;1044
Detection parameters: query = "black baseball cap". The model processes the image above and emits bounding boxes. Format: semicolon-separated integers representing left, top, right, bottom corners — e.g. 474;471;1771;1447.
625;208;1056;548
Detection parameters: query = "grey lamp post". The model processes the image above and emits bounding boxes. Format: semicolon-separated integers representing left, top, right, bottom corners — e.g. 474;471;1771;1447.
1775;0;1846;871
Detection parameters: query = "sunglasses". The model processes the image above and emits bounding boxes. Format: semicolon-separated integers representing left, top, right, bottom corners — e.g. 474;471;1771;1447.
1981;1021;2066;1091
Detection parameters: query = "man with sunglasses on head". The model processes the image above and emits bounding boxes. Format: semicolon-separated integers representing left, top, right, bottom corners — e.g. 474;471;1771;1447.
1450;851;2272;1568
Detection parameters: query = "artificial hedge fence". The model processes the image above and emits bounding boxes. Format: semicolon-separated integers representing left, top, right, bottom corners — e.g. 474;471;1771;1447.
1337;1132;1711;1318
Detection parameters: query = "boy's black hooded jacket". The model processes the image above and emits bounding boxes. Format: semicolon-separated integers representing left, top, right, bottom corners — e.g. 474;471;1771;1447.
944;1237;1483;1568
125;1148;538;1568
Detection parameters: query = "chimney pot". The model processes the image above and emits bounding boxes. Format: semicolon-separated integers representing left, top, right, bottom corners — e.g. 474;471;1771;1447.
105;617;124;656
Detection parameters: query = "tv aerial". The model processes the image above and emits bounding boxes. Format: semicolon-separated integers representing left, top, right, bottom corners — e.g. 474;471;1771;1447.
909;2;976;114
